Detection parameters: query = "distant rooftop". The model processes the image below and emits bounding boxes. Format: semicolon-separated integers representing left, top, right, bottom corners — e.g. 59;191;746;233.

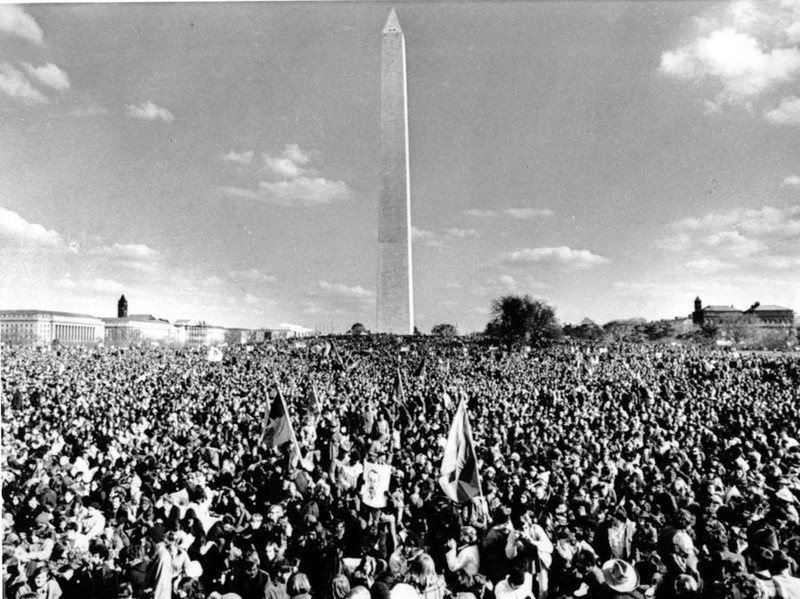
102;314;171;323
703;306;741;312
0;309;101;320
750;304;793;311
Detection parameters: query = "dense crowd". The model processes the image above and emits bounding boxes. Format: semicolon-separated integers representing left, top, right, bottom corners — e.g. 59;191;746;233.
2;338;800;599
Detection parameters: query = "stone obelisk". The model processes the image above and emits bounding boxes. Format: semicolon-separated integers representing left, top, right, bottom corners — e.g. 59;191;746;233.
377;8;414;334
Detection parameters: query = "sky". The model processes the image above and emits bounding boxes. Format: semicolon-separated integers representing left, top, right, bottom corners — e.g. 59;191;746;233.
1;1;799;334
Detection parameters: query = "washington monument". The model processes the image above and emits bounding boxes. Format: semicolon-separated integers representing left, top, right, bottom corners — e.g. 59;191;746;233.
377;8;414;334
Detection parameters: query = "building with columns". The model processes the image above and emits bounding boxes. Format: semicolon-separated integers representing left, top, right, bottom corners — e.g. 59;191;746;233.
0;310;105;346
102;314;179;346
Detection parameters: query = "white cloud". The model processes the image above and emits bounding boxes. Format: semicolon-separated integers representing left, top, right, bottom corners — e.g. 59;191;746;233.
125;101;175;123
93;243;161;260
684;258;735;272
224;144;350;206
660;204;800;275
673;205;800;238
464;209;498;218
316;280;374;301
221;150;254;165
0;5;43;45
464;207;554;219
503;246;609;267
0;207;62;246
783;175;800;187
87;243;162;273
765;95;800;126
231;268;277;283
265;156;304;178
0;63;48;105
445;227;477;238
701;230;765;258
411;227;435;240
661;28;800;105
22;62;70;91
505;208;554;219
264;144;312;178
257;177;350;205
55;277;126;294
660;2;800;109
70;103;109;118
498;274;516;287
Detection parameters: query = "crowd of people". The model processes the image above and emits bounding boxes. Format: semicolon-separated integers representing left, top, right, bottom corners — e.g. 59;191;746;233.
2;337;799;599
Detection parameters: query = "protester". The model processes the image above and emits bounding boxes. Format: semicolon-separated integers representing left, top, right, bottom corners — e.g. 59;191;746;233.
2;339;799;599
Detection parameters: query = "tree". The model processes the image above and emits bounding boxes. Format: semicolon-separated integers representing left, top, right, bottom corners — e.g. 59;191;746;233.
603;319;646;343
564;318;605;341
717;314;758;345
431;323;458;337
349;323;368;335
485;295;563;346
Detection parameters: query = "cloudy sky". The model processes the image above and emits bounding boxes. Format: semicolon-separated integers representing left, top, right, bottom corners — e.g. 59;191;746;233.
1;1;799;333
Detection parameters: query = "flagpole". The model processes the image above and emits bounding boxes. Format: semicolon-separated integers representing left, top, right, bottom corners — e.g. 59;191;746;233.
467;399;489;527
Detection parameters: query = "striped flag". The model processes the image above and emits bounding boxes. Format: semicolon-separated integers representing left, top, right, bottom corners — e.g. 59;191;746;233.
262;384;299;450
439;398;482;503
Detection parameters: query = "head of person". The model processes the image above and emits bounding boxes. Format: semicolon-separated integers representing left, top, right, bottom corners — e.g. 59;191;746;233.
407;553;437;590
243;552;260;579
460;526;478;545
508;568;527;590
30;565;50;590
718;574;767;599
331;574;351;599
287;572;312;598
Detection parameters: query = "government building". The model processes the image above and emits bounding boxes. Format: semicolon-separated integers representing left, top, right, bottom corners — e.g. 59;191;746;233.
0;310;105;346
691;297;795;329
0;296;314;348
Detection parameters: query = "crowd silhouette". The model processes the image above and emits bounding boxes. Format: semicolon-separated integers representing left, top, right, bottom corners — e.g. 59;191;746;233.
2;338;799;599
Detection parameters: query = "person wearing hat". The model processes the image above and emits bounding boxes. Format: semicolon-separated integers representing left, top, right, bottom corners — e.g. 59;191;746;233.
144;524;173;599
774;489;799;524
599;559;643;599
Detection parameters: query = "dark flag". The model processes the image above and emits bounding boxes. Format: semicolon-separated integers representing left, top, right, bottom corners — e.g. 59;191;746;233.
414;354;428;381
261;384;297;450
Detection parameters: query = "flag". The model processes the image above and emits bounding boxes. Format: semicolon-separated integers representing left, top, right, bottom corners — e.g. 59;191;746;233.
330;339;347;371
207;346;223;363
393;366;407;404
414;355;428;381
261;384;298;449
439;399;482;503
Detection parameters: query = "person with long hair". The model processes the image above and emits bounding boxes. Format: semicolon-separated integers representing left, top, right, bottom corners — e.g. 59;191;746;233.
406;553;447;599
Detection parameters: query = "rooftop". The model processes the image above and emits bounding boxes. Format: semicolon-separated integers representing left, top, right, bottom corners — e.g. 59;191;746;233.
0;309;101;320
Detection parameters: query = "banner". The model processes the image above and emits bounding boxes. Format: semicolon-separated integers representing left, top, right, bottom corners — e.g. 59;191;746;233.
207;347;223;362
361;461;392;509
